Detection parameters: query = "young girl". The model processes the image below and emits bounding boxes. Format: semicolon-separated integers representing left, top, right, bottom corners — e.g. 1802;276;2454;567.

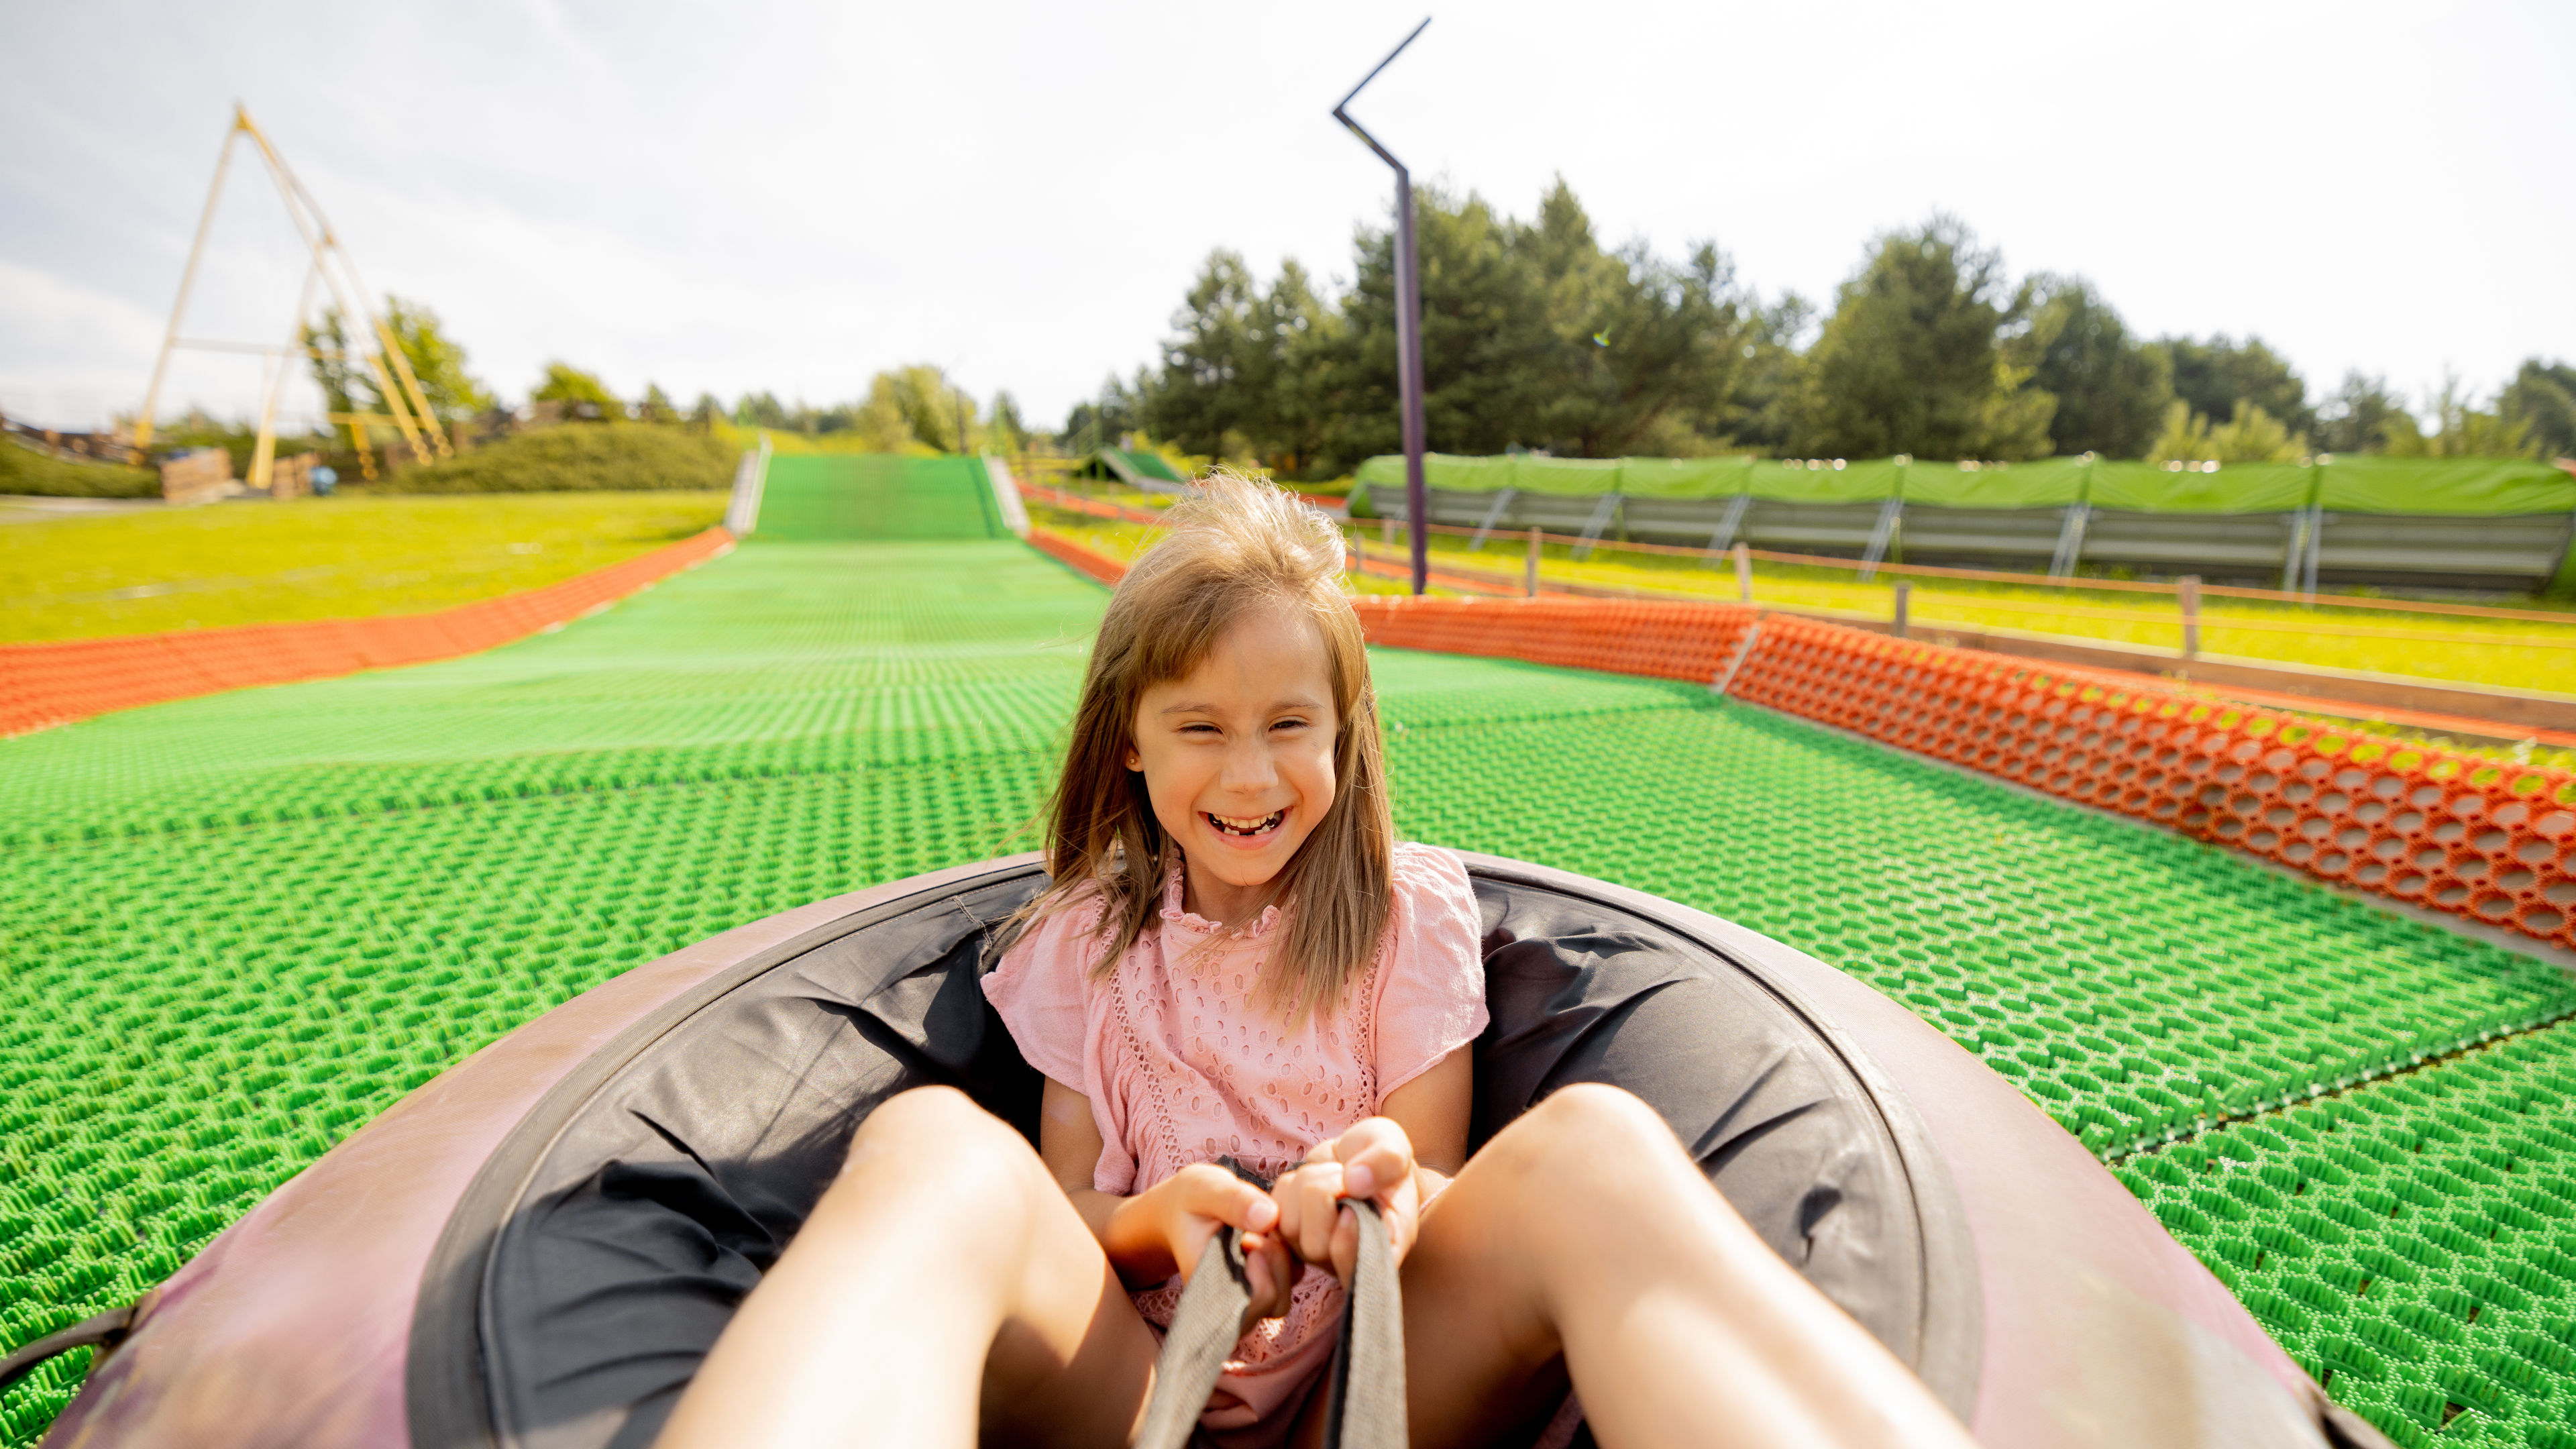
659;476;1974;1449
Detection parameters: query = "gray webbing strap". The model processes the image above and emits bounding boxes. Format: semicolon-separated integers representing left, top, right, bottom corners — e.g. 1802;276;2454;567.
1130;1227;1254;1449
1130;1198;1406;1449
1321;1200;1406;1449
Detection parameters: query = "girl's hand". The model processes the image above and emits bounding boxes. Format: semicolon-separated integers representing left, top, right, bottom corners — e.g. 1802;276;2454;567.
1271;1118;1422;1285
1112;1163;1299;1326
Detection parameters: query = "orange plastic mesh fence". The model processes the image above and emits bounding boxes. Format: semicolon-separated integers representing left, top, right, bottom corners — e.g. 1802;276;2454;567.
1016;528;2575;955
1025;529;1127;585
1346;594;1759;688
1724;615;2575;953
0;527;737;738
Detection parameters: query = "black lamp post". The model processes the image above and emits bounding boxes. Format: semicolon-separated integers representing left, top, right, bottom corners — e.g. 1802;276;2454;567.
1334;17;1432;596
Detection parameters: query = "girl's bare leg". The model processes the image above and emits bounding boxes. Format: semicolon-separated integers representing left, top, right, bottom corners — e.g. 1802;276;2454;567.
656;1086;1160;1449
1387;1083;1976;1449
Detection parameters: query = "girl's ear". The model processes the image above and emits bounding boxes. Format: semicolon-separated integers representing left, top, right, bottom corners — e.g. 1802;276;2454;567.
1124;747;1142;772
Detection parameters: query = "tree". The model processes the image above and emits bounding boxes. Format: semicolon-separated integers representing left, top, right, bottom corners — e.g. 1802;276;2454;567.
2154;335;2312;439
379;298;493;419
635;383;679;424
2500;359;2576;460
533;364;621;419
1798;215;2055;460
303;297;490;423
875;366;980;453
987;391;1030;455
2147;398;2306;464
2020;276;2171;456
2381;373;2534;458
1142;250;1308;464
302;309;366;420
1063;374;1142;457
1307;178;1748;472
1721;294;1816;455
2314;371;2409;454
1322;185;1548;467
1518;186;1750;459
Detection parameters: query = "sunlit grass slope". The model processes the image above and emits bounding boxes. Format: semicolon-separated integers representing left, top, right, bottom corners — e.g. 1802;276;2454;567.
0;492;728;643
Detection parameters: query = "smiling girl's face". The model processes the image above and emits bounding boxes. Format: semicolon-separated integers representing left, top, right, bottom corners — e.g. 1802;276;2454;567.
1126;599;1340;928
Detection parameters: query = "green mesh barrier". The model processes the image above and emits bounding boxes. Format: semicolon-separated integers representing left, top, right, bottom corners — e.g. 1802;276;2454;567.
4;539;2574;1448
2318;455;2576;517
1895;455;2088;508
752;454;1002;541
1356;452;2576;517
2086;459;2318;514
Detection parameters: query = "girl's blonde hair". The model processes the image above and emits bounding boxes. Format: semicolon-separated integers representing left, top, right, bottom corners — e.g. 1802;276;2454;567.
1032;470;1393;1020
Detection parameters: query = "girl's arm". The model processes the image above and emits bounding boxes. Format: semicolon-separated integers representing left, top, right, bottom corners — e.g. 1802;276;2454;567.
1036;1075;1298;1318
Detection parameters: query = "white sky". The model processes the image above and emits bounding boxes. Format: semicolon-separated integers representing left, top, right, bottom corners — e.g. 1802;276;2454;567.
1;0;2568;435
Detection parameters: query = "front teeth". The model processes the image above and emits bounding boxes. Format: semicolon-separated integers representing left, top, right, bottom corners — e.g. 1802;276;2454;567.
1207;810;1284;837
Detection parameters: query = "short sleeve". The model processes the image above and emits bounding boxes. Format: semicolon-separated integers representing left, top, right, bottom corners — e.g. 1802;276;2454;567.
1371;844;1489;1099
982;898;1103;1089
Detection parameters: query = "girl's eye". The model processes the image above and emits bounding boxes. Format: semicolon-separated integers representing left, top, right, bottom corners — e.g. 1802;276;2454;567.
1271;717;1309;733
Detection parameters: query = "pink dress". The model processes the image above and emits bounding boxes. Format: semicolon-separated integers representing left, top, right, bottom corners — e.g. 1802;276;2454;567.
983;842;1488;1444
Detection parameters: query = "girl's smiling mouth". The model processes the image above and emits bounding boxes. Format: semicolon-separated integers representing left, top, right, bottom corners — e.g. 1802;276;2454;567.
1205;809;1286;839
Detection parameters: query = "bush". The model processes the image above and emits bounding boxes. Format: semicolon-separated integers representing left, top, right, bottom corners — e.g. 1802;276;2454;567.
0;439;160;498
363;423;737;494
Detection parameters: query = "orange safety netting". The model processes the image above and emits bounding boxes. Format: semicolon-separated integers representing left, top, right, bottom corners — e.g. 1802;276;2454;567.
1726;615;2576;953
1021;527;2575;954
1026;529;1126;584
1345;594;1759;686
1;527;736;739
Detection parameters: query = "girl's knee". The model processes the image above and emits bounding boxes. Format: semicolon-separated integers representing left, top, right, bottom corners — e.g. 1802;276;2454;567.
862;1083;991;1138
1485;1084;1699;1218
847;1086;1037;1181
1519;1082;1674;1161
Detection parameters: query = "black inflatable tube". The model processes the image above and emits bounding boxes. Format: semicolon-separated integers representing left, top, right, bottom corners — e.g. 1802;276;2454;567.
34;852;2366;1449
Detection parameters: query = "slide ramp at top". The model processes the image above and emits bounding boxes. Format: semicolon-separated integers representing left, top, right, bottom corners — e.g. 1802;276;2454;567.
753;454;1006;541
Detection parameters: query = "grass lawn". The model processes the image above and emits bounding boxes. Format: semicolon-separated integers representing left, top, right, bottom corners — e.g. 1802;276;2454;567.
1454;539;2576;696
1;492;728;643
1036;489;2576;693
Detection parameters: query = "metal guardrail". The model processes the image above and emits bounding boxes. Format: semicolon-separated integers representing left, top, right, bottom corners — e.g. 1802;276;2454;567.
1356;485;2576;596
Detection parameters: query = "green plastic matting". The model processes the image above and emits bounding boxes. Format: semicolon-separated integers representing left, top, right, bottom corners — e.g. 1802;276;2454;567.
4;537;2573;1446
751;454;1004;541
2118;1033;2576;1446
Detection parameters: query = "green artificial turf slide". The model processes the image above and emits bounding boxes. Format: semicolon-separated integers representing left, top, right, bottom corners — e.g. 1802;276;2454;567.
3;536;2571;1446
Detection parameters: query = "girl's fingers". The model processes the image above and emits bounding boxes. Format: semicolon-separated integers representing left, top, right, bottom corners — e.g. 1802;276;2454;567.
1244;1233;1298;1324
1302;1167;1348;1265
1242;1243;1274;1326
1340;1142;1410;1202
1273;1163;1344;1267
1181;1167;1278;1234
1327;1120;1415;1203
1328;1203;1360;1284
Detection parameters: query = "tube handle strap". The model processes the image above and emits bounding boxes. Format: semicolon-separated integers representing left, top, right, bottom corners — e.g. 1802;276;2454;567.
1132;1160;1405;1449
0;1301;140;1396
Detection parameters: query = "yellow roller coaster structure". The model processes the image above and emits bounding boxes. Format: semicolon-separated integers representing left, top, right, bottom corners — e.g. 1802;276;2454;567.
137;105;451;486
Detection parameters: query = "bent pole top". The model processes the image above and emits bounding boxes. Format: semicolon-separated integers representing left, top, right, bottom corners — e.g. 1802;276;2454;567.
1333;17;1432;596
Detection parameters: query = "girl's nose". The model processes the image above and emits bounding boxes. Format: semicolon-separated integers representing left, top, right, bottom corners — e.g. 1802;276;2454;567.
1220;739;1279;792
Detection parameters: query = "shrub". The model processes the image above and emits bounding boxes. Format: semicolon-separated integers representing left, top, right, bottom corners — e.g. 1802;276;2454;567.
0;439;160;498
364;423;737;494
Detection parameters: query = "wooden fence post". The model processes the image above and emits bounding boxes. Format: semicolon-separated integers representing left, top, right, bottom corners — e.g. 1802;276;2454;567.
2179;575;2201;661
1733;541;1753;602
